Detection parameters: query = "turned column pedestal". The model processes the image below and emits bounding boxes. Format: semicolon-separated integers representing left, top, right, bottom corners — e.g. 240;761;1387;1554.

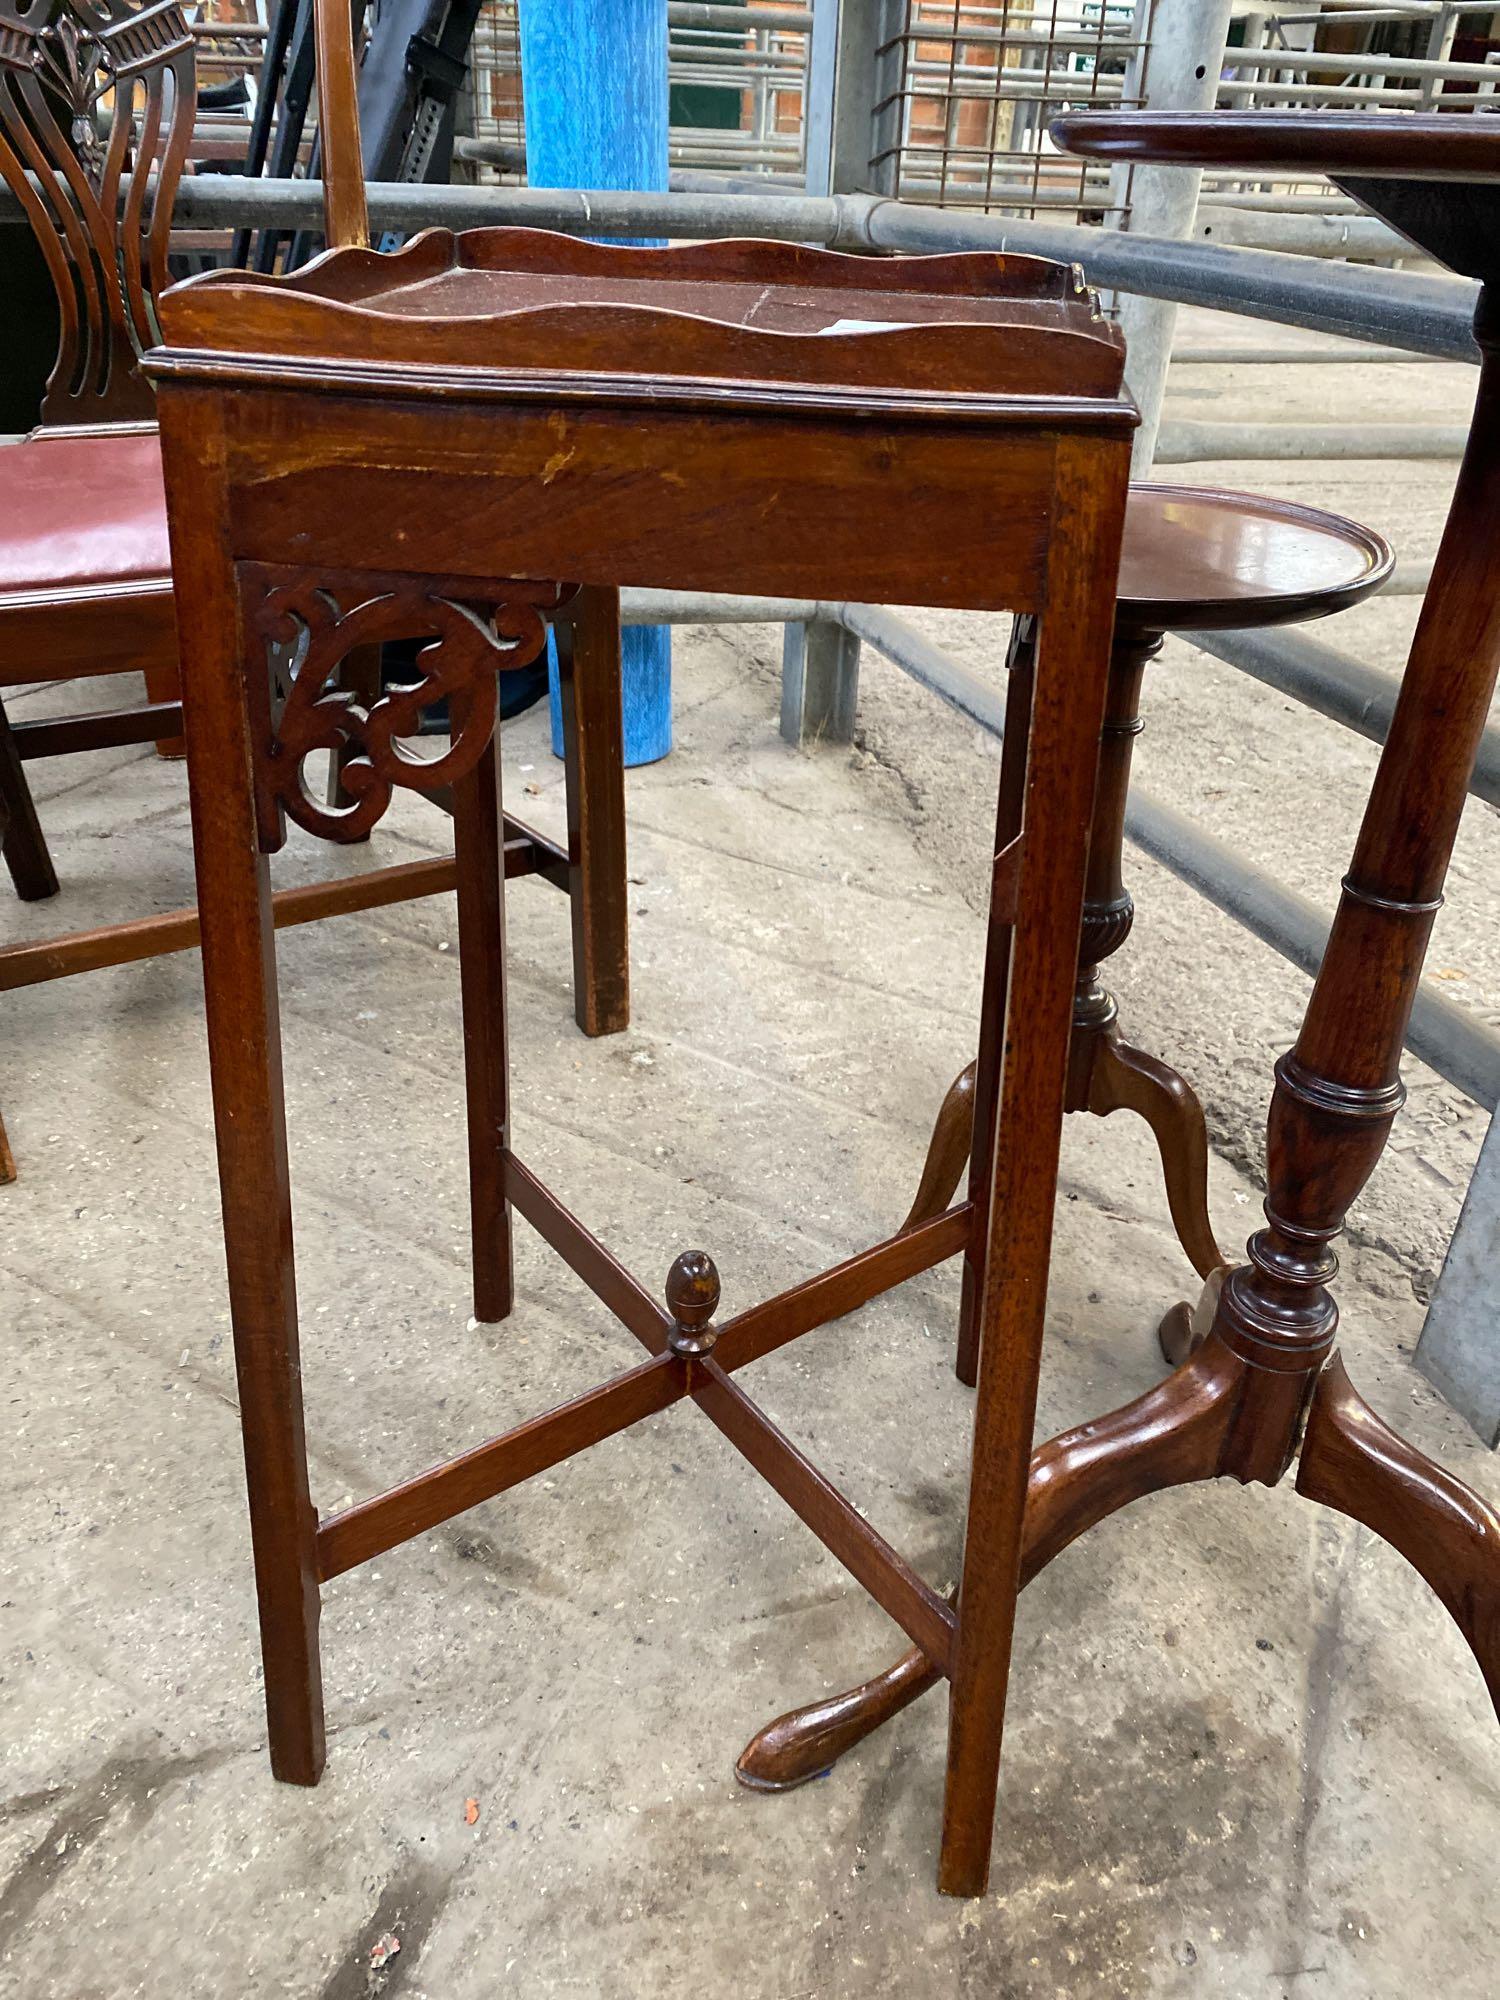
736;114;1500;1827
902;483;1393;1389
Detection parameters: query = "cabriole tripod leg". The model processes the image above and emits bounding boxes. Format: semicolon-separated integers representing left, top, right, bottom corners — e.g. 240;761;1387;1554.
736;1335;1249;1793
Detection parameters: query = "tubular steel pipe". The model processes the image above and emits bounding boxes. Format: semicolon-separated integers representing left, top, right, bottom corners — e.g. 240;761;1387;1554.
856;199;1481;362
668;3;812;29
1193;206;1408;259
1182;624;1500;811
1170;344;1434;363
161;175;838;244
1154;420;1467;461
130;179;1484;363
1383;559;1436;595
621;590;822;626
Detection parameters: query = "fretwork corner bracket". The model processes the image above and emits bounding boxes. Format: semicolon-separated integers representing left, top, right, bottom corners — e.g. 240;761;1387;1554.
238;564;577;849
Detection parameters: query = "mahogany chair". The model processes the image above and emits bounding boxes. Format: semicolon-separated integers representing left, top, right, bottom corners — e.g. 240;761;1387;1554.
895;483;1393;1386
0;0;192;1180
0;0;626;1183
145;0;1138;1896
737;110;1500;1841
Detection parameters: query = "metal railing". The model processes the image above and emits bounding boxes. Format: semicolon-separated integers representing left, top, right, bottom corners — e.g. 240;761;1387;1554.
464;1;1147;217
469;1;813;185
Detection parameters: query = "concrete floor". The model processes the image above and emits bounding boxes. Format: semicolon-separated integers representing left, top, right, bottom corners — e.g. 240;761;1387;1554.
3;312;1499;1996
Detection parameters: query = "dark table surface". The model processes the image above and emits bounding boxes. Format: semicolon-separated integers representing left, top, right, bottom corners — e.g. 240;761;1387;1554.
1050;109;1500;285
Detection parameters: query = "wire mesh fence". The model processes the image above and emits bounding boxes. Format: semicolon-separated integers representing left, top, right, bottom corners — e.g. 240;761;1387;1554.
194;2;1500;230
873;3;1142;220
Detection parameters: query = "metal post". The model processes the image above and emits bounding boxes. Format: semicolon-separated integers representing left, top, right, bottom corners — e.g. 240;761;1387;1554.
785;0;901;747
780;617;862;747
803;0;901;198
1417;1107;1500;1447
1114;0;1235;471
1422;5;1461;108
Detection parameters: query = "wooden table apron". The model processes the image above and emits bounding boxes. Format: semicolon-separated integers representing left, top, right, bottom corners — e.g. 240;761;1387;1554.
150;356;1133;1899
157;375;1089;609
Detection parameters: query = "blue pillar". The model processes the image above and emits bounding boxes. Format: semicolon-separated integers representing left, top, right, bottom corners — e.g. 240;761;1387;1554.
519;0;673;768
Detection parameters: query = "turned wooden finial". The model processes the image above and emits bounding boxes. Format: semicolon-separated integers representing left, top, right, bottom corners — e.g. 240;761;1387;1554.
665;1250;721;1357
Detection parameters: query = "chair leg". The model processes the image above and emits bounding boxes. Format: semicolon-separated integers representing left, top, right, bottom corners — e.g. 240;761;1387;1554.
0;693;59;902
143;658;187;758
0;1104;16;1185
453;731;514;1326
555;588;629;1037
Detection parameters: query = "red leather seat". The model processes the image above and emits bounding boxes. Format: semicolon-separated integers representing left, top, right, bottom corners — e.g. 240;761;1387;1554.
1;429;169;597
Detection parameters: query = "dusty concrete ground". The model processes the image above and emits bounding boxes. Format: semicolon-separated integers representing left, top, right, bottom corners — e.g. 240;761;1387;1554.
2;311;1498;1997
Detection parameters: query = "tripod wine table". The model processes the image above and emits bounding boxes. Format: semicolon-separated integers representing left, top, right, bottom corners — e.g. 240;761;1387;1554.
738;111;1500;1825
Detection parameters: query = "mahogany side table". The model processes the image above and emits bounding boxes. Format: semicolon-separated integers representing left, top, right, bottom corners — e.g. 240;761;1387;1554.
148;216;1135;1896
737;111;1500;1819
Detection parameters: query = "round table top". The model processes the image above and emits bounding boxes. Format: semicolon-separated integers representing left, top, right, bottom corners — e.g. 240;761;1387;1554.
1049;109;1500;183
1118;484;1393;633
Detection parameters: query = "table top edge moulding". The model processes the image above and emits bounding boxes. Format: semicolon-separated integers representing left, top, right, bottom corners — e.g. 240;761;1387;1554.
1048;108;1500;183
1119;483;1393;631
148;227;1136;419
1051;108;1500;288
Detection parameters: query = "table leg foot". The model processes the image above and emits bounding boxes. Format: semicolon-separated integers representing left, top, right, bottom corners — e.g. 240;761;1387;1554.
1296;1353;1500;1720
736;1333;1249;1790
1158;1265;1227;1368
736;1640;943;1792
